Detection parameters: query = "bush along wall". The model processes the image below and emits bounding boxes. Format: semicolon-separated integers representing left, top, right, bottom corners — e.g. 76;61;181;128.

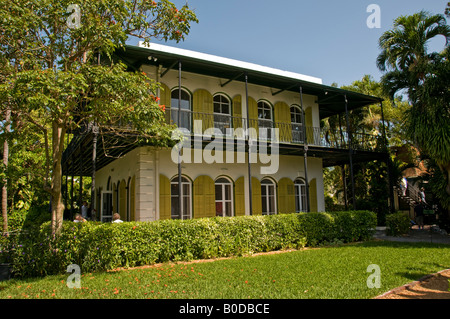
1;211;376;278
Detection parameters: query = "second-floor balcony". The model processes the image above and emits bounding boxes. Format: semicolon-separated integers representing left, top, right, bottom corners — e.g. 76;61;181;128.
165;109;386;153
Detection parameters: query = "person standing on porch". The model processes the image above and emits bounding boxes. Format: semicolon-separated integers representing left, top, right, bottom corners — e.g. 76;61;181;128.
81;201;89;219
414;199;424;230
400;177;408;196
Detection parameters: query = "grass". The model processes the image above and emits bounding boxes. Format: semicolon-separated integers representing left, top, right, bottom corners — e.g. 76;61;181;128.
1;241;449;299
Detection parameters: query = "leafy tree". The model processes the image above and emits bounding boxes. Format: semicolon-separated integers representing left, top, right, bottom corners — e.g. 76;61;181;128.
0;0;198;233
322;75;410;221
376;11;450;199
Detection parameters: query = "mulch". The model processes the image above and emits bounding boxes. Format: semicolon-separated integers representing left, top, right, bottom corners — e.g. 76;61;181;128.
375;269;450;299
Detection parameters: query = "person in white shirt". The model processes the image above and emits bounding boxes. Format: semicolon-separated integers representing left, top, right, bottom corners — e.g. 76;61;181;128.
74;213;87;223
81;201;89;219
112;213;123;223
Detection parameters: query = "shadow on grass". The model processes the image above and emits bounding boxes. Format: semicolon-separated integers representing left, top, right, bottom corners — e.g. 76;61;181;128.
359;240;450;249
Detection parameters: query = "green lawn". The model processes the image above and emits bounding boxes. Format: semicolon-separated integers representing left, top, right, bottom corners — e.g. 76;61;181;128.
1;241;449;299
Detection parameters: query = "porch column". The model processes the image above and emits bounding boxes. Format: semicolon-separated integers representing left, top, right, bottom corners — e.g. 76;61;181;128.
344;94;356;209
380;100;395;213
341;165;348;210
70;158;74;218
79;145;83;214
91;124;98;221
177;59;183;219
299;86;310;212
245;72;253;214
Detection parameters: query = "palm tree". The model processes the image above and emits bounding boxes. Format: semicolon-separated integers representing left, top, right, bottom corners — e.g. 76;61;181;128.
377;11;450;100
376;11;450;198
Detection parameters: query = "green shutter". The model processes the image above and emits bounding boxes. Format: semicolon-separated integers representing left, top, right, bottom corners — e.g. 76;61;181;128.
305;107;314;144
251;177;262;215
159;174;171;220
274;102;292;143
193;89;213;133
247;97;259;139
232;95;244;133
193;175;215;218
277;177;295;214
234;176;246;216
309;178;318;212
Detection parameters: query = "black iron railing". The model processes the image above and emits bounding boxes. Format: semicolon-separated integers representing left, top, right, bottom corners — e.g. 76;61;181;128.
164;109;385;152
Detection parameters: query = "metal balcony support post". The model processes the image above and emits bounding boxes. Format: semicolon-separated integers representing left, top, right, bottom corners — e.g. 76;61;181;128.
91;124;98;221
344;94;356;210
178;59;183;219
79;145;83;215
70;158;74;218
341;165;348;210
245;72;253;215
300;86;310;212
380;100;395;213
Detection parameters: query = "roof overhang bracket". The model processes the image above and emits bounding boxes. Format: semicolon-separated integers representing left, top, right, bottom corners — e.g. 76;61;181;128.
160;60;178;78
317;92;343;104
220;72;244;87
272;83;298;96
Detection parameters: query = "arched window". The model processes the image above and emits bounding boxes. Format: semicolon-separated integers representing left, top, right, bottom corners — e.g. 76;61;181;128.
261;178;276;215
171;88;191;130
294;178;307;212
257;101;273;139
215;177;233;217
170;176;192;220
290;105;304;143
213;94;232;133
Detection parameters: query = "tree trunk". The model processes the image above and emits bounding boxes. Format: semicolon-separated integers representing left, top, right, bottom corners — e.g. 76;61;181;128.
50;121;66;235
2;108;11;234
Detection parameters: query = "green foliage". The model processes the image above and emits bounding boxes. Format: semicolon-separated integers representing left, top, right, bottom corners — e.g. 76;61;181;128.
377;10;450;201
0;0;198;233
0;205;51;233
385;212;410;236
1;211;377;278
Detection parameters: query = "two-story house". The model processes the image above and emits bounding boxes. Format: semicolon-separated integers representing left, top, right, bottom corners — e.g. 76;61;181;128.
62;42;389;222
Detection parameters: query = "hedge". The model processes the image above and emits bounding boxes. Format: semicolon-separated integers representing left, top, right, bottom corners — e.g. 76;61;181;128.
1;211;376;278
385;212;411;236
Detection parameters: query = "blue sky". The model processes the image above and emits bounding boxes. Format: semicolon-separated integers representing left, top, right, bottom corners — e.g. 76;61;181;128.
128;0;449;86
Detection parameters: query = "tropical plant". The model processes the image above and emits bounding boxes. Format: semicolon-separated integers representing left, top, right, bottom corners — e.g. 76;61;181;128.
376;11;450;200
0;0;198;234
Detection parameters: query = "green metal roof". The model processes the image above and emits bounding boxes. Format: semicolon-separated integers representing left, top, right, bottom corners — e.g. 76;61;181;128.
113;44;383;119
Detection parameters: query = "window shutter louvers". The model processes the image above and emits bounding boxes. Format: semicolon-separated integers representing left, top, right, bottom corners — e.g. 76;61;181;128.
234;176;246;216
159;174;171;220
193;89;213;134
193;175;215;218
274;102;292;142
277;177;295;214
309;178;318;212
251;177;262;215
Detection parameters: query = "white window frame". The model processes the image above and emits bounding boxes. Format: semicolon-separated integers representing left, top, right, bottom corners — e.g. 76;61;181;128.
213;94;232;135
294;178;307;212
170;176;192;220
261;178;277;215
170;88;191;130
215;177;234;217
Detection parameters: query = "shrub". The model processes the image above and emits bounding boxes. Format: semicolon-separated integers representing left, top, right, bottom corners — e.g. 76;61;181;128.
385;212;410;236
1;210;377;278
